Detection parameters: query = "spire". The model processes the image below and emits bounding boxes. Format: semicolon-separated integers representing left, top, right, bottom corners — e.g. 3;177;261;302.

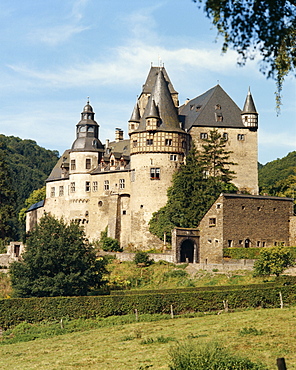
137;69;182;132
146;99;159;119
129;103;141;122
242;88;257;114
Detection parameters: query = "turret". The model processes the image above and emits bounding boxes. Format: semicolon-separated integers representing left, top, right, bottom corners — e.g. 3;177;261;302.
71;100;104;152
128;103;141;134
241;88;258;128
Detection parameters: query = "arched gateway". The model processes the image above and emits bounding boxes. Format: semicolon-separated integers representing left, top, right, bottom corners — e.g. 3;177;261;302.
171;228;199;263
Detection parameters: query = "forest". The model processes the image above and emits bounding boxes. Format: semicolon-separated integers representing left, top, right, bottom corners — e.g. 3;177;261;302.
0;133;295;246
0;135;59;243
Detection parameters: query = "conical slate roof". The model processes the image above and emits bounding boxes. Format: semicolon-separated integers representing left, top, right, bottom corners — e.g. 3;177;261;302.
142;66;177;95
129;103;141;122
136;69;183;133
242;89;258;114
179;85;245;130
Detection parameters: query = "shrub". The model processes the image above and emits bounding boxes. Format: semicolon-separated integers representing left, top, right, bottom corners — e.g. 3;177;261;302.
253;246;294;277
134;251;153;266
168;341;267;370
101;237;122;252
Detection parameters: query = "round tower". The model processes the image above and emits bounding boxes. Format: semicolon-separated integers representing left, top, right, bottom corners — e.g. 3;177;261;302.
129;68;188;248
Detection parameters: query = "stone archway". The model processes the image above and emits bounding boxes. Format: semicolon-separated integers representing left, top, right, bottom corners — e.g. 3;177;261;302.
171;228;199;263
180;239;194;263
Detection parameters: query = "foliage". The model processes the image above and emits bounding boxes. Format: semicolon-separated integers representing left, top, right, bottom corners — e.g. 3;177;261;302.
18;186;46;222
200;129;236;183
258;151;296;193
168;341;267;369
193;0;296;110
98;228;123;252
253;246;294;277
10;214;108;297
1;284;295;328
224;246;296;260
134;251;153;266
0;135;59;239
149;139;237;242
0;141;17;241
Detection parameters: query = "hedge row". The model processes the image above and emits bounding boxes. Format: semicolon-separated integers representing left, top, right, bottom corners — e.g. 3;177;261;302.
110;283;277;296
223;246;296;259
1;285;296;328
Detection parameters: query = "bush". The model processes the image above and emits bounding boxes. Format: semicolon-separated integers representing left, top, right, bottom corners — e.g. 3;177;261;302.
134;251;153;266
253;246;294;277
101;237;122;252
168;341;267;370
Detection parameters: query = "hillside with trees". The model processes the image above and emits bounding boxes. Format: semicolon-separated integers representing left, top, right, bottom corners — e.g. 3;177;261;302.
0;135;59;241
258;151;296;199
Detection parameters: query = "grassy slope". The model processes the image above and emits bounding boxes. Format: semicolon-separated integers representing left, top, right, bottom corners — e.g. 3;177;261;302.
1;307;296;369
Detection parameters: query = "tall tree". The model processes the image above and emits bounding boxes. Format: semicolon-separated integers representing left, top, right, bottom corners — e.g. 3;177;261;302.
10;214;108;297
193;0;296;111
200;129;236;183
149;143;237;242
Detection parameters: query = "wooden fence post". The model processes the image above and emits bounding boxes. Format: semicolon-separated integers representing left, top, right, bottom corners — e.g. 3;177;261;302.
135;308;138;321
279;292;284;309
276;357;287;370
170;305;174;319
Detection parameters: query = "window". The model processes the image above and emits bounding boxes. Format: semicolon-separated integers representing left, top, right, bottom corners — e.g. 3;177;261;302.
209;218;216;227
237;134;245;141
165;139;172;146
182;140;187;149
196;105;202;111
242;205;245;210
170;154;177;161
122;210;126;215
71;159;76;170
200;133;208;139
86;158;91;169
222;133;228;140
70;182;75;192
215;104;221;110
59;186;64;196
257;241;261;247
50;187;55;197
228;240;233;247
133;140;137;147
150;168;160;180
262;242;266;247
147;139;153;145
98;201;103;207
215;113;223;122
93;181;98;192
130;124;135;130
216;204;221;209
257;206;261;211
104;180;109;190
119;178;125;189
85;181;90;192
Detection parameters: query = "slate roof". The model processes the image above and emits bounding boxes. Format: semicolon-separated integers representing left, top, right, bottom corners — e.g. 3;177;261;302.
179;85;245;130
222;193;293;202
142;66;177;95
135;70;184;133
26;199;45;212
46;150;70;182
242;89;258;114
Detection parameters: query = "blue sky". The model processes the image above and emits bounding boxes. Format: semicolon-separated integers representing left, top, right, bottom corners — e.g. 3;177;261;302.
0;0;295;164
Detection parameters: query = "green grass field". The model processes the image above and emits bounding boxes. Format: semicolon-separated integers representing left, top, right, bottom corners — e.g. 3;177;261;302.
1;306;296;369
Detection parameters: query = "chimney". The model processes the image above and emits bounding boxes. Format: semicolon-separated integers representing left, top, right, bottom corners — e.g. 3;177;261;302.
115;128;124;142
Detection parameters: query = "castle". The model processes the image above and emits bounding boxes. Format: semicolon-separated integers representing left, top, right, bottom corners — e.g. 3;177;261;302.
27;65;264;254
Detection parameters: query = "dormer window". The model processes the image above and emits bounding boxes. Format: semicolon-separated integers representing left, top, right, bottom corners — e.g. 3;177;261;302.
216;113;223;122
165;139;172;146
215;104;221;110
86;158;91;169
147;139;153;145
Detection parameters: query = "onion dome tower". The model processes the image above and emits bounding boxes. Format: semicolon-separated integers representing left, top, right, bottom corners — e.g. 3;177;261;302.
241;88;258;129
71;100;104;152
70;100;104;174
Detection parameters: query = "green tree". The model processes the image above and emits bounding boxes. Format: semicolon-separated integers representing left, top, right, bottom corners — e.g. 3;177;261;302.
200;129;236;183
149;142;237;242
10;214;108;297
0;141;17;241
18;186;46;222
133;251;153;266
253;246;294;277
193;0;296;111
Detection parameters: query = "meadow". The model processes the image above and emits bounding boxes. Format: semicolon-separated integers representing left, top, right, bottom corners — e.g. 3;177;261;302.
0;307;296;369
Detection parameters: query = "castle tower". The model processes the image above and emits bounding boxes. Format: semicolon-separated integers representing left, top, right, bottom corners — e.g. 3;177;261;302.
241;88;258;128
128;103;141;134
70;100;104;174
129;67;188;247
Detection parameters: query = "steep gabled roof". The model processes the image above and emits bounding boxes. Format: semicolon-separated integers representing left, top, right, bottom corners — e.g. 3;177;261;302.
242;89;258;114
136;69;183;133
46;150;70;182
179;85;244;130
